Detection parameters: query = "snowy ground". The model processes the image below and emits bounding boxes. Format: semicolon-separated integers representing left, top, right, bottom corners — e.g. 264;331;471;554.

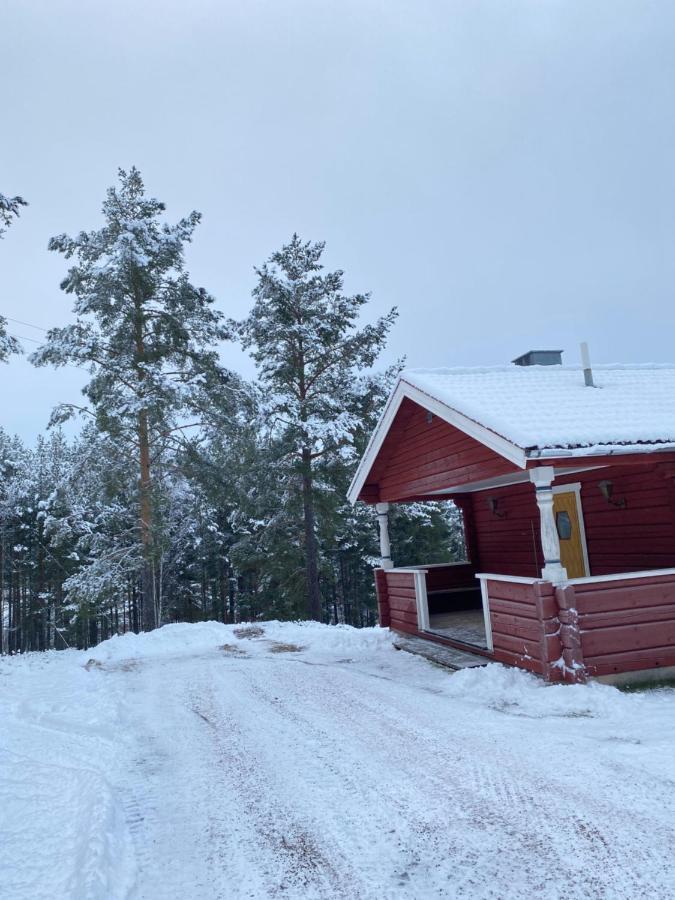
2;623;675;900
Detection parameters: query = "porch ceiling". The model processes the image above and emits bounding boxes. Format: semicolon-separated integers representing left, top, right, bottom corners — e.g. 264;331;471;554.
423;465;607;499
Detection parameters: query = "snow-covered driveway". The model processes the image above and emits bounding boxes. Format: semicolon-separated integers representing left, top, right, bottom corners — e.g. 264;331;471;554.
2;622;675;900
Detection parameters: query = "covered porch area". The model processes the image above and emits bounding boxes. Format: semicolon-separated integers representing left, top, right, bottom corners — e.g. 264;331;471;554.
372;457;675;682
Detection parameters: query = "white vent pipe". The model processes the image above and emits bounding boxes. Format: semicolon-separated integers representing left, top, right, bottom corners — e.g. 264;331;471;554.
580;342;594;387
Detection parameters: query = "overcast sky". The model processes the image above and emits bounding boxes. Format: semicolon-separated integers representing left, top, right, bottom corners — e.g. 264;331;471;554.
2;0;675;442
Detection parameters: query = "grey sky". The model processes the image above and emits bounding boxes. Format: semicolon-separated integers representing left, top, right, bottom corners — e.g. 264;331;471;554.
2;0;675;442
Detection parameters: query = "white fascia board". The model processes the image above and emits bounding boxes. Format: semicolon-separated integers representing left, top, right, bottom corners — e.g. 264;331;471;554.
347;378;527;505
529;442;675;460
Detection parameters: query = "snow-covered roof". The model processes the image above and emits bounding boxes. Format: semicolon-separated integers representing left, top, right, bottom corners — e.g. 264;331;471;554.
348;363;675;503
403;364;675;453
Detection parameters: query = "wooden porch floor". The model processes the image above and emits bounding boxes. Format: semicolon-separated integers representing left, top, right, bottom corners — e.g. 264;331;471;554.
428;610;488;650
392;633;487;670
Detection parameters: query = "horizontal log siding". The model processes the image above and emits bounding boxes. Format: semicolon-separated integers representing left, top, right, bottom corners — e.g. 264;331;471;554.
574;465;675;575
371;399;518;502
425;563;476;592
486;579;562;679
382;570;419;634
574;572;675;676
470;484;543;578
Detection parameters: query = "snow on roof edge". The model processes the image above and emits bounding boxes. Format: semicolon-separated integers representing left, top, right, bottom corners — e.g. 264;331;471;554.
403;362;675;377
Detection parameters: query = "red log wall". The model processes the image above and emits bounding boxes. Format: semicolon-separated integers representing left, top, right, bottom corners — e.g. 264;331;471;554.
486;578;563;679
425;563;476;592
378;570;418;635
572;572;675;676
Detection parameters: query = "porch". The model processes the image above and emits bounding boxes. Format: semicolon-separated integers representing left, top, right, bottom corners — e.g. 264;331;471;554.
376;563;675;681
372;462;675;682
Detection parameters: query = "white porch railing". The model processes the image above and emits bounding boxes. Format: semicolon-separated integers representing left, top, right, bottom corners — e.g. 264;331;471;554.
568;567;675;586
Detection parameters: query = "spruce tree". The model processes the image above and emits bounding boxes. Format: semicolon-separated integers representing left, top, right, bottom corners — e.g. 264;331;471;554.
236;235;397;620
31;168;228;630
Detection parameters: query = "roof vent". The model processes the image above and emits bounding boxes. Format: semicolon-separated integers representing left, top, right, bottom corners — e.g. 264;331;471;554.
512;350;563;367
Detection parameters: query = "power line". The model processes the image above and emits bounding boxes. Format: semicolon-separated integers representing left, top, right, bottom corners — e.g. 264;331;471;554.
9;332;41;345
2;313;58;349
5;316;49;333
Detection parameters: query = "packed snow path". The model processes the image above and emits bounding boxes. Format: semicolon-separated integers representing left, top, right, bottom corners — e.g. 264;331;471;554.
3;623;675;899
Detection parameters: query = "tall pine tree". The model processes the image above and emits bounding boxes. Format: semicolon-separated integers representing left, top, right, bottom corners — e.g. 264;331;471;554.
236;235;397;620
32;168;228;630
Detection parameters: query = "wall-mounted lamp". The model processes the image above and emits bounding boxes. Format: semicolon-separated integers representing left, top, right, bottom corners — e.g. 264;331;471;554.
488;497;506;518
598;480;626;508
426;411;434;424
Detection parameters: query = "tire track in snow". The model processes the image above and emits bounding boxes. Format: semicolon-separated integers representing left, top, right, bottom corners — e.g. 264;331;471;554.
119;661;264;900
246;654;675;899
114;645;675;900
187;681;356;900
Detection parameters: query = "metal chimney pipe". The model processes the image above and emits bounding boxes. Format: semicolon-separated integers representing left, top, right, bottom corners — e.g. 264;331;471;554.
580;342;594;387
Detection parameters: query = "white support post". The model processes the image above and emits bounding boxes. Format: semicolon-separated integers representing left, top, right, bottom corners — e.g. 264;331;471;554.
375;502;394;569
478;576;494;652
530;466;568;585
414;569;430;631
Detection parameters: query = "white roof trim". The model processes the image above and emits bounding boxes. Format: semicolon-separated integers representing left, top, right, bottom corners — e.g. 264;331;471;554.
528;442;675;460
347;376;527;504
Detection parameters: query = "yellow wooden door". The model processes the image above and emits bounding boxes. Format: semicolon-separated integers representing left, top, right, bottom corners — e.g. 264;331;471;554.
552;491;588;578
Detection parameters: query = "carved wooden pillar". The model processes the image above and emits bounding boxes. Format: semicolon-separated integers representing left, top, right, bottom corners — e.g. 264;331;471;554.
556;583;586;683
530;466;568;584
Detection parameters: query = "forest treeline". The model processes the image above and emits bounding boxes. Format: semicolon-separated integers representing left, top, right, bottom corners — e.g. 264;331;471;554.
0;174;464;652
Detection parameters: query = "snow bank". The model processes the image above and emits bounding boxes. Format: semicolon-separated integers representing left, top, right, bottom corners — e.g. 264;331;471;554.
87;620;234;663
87;619;394;665
444;661;637;720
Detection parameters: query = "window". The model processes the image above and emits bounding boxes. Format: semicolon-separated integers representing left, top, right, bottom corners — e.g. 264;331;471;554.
556;510;572;540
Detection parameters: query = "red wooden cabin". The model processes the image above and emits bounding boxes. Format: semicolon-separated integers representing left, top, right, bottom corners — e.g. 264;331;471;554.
348;355;675;683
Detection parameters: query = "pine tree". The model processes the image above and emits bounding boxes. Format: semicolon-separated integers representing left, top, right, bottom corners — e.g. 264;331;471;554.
0;190;27;361
31;168;228;630
235;235;397;620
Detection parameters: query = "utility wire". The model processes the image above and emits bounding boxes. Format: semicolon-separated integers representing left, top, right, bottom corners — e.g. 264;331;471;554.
2;314;63;351
4;316;49;332
8;332;41;345
3;313;51;349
